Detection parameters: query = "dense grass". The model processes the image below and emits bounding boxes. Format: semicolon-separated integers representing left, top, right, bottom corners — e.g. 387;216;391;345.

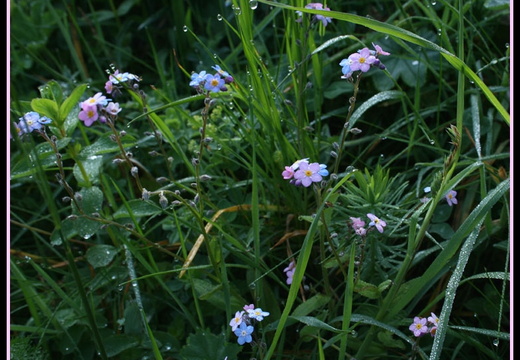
9;0;510;359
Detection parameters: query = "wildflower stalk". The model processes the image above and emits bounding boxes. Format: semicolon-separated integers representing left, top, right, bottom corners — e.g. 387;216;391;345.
36;130;84;212
332;73;362;175
105;114;144;193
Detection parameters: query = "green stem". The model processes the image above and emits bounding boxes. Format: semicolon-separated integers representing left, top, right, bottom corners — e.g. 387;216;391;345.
60;230;108;360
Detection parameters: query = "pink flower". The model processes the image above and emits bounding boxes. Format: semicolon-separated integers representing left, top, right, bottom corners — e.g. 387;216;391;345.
427;312;439;337
348;48;377;73
283;260;296;285
282;166;295;180
81;92;109;108
243;304;255;311
293;161;323;187
409;317;429;337
367;213;387;233
445;190;458;206
78;105;99;126
372;43;390;56
229;310;245;332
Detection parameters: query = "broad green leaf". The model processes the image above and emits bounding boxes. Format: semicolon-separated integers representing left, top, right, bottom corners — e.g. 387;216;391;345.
38;80;64;104
73;154;103;186
179;330;241;360
59;83;88;122
113;199;162;219
354;280;381;299
292;294;331;317
103;334;140;358
79;132;138;157
86;245;119;268
71;186;104;239
30;98;60;124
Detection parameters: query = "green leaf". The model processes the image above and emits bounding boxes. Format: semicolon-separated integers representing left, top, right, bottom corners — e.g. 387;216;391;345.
59;83;88;122
103;334;140;357
428;223;455;240
349;90;403;127
377;330;405;349
73;154;104;186
113;199;162;219
79;132;138;157
55;309;80;329
72;186;104;239
354;280;381;299
179;330;241;360
290;316;342;333
31;98;60;124
292;294;331;317
448;326;509;340
38;80;64;104
123;302;143;336
86;245;118;268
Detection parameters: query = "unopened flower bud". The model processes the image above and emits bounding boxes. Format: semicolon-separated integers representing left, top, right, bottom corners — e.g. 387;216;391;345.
159;192;169;209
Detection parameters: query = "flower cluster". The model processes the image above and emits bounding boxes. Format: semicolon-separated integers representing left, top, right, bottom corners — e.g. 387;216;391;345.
189;65;234;94
105;69;141;96
409;312;439;337
282;158;329;187
350;213;387;235
339;43;390;79
296;3;332;27
78;92;122;127
11;111;52;138
229;304;270;345
283;260;296;285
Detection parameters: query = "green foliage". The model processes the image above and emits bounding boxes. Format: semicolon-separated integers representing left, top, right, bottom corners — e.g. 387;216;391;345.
10;0;510;359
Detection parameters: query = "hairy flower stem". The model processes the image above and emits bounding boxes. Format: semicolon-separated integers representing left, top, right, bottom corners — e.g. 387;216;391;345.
38;130;84;212
106;116;144;193
333;73;362;175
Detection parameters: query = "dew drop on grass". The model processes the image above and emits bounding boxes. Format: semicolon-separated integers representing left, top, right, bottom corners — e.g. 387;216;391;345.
217;14;223;21
183;25;188;32
249;0;258;9
431;1;437;5
493;339;499;346
234;6;242;15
